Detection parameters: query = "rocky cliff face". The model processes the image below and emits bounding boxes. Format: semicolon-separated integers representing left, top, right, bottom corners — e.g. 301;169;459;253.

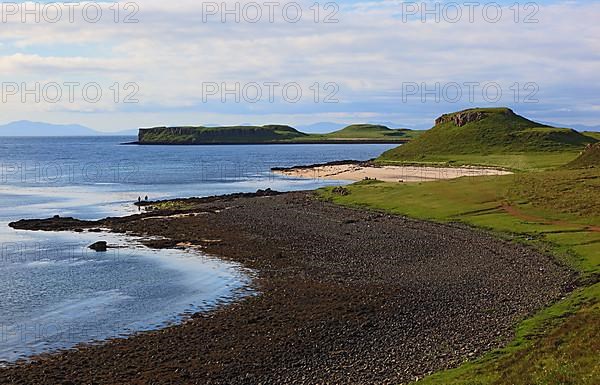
435;108;515;127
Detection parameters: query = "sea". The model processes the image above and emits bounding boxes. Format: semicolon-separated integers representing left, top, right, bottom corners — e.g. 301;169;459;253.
0;136;397;363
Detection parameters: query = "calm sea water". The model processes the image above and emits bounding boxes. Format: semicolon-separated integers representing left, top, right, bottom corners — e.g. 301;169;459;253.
0;136;397;363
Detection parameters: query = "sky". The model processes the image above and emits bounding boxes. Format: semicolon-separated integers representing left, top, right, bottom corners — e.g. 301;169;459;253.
0;0;599;132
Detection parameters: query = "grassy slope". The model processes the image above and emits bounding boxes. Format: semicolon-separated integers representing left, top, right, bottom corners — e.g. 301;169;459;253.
583;131;600;141
566;143;600;169
318;167;600;384
378;108;596;169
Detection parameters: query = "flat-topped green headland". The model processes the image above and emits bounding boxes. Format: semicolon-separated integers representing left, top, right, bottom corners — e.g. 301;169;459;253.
378;107;597;170
133;124;422;145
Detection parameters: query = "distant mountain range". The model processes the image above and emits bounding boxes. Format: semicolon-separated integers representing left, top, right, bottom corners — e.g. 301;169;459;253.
539;121;600;132
0;121;137;136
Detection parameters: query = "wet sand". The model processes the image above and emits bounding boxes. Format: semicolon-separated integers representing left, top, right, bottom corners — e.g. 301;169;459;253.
273;163;511;182
3;191;574;384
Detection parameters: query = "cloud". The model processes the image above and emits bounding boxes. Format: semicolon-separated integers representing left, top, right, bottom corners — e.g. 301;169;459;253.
0;0;598;129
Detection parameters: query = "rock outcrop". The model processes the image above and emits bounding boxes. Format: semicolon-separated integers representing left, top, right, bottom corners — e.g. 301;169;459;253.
435;108;515;127
89;241;108;252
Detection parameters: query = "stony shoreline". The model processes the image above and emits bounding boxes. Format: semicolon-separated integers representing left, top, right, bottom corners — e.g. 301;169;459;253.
3;191;575;384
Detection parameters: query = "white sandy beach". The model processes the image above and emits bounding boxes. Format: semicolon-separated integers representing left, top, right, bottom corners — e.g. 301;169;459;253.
274;164;512;183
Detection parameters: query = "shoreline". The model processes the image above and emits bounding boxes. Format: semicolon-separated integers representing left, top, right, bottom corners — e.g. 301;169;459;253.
122;140;410;145
2;191;575;384
273;161;512;183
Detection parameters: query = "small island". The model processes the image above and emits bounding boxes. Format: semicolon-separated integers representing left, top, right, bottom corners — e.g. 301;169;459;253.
131;124;423;145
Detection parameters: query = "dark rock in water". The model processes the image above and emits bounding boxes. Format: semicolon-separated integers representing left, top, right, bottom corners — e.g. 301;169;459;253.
271;159;368;172
255;188;280;197
8;216;96;231
89;241;108;252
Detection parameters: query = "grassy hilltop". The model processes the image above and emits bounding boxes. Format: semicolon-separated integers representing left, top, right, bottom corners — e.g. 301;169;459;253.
137;124;422;145
379;108;596;170
320;124;421;140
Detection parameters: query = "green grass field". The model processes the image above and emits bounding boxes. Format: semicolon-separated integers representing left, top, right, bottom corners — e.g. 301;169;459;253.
318;165;600;384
